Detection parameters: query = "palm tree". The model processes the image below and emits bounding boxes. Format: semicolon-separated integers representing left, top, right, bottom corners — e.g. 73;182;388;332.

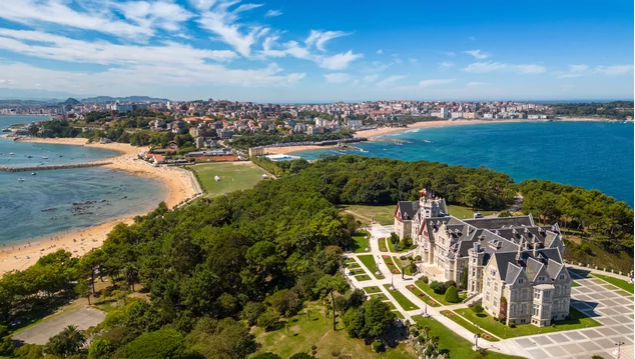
123;264;139;292
45;325;86;357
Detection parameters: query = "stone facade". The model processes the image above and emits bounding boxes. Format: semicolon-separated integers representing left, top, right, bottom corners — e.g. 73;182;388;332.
393;194;571;327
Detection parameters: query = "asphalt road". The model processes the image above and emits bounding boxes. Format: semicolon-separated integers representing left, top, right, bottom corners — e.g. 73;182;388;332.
13;307;106;345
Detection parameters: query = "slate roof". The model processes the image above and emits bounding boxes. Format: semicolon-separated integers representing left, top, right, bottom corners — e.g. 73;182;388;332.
463;215;535;229
396;201;419;221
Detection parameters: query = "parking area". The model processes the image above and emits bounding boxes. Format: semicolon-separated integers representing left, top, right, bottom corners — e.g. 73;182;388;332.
512;276;634;359
13;307;106;345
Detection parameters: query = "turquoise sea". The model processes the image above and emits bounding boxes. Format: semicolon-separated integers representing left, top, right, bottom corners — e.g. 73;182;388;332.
0;116;165;244
292;121;634;206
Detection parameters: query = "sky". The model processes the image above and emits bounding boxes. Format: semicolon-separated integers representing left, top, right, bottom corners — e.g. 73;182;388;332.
0;0;632;102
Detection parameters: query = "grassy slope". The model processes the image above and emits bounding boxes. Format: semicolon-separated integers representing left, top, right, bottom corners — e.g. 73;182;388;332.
190;162;269;197
358;255;385;279
341;205;395;225
253;303;415;359
351;231;370;253
412;315;526;359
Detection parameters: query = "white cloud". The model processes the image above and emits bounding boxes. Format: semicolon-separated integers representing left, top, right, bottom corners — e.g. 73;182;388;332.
440;51;456;57
464;49;490;59
113;1;193;32
316;50;363;70
0;0;154;38
376;75;405;87
264;9;282;17
376;49;383;54
324;73;351;83
198;0;268;57
438;62;454;70
569;64;589;72
363;74;380;82
463;62;546;74
417;79;455;88
557;73;584;79
305;30;350;51
408;58;418;65
0;79;15;85
594;65;634;76
466;81;488;87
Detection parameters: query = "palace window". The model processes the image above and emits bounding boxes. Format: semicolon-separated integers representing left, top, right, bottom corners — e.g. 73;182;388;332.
538;276;545;282
493;298;498;307
534;290;540;299
559;274;565;280
544;291;551;298
518;279;524;284
533;304;539;316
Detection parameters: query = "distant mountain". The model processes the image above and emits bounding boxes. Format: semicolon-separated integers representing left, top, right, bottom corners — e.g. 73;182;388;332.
0;88;91;102
80;96;170;103
63;98;81;105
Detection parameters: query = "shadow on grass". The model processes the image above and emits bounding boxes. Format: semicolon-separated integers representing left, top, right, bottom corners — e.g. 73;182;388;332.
9;294;75;334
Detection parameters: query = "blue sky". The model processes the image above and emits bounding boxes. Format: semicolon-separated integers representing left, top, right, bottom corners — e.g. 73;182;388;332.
0;0;632;102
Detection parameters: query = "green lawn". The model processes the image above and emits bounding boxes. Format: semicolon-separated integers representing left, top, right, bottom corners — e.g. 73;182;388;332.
342;204;395;225
368;293;388;301
412;316;526;359
415;280;465;306
190;162;269;197
358;255;385;279
383;284;419;311
362;286;382;294
447;205;496;219
571;281;580;287
382;255;401;274
351;230;370;253
440;310;499;341
353;274;371;282
454;307;601;339
254;303;415;359
343;262;360;269
347;268;365;275
378;237;389;252
592;273;634;294
404;284;440;307
393;311;405;319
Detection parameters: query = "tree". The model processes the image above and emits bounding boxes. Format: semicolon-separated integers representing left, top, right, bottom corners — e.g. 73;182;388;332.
88;339;113;359
429;281;446;294
45;325;86;358
289;353;316;359
116;328;184;359
251;353;282;359
444;286;460;303
122;264;139;292
472;304;484;315
499;296;508;323
345;297;396;340
472;348;490;359
460;267;469;289
257;309;281;331
242;302;266;326
75;278;92;305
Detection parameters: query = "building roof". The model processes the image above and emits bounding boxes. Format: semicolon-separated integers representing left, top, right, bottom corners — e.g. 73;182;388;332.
396;201;419;221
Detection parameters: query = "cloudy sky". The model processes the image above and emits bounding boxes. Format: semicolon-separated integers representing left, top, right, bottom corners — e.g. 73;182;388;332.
0;0;632;101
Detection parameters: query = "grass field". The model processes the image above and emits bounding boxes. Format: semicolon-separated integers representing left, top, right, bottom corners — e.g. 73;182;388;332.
383;284;419;311
415;280;465;306
351;230;370;253
592;273;634;293
440;310;499;341
447;205;496;219
342;204;395;225
354;274;371;282
404;284;440;307
363;286;382;294
254;303;415;359
358;255;386;279
378;237;389;252
412;316;526;359
382;255;401;274
190;162;269;197
571;281;580;287
454;307;600;339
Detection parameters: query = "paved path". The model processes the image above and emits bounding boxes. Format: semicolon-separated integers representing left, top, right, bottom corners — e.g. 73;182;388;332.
13;307;106;345
344;224;634;359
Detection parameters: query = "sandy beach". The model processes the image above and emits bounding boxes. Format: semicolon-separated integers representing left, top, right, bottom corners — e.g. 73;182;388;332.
0;137;200;276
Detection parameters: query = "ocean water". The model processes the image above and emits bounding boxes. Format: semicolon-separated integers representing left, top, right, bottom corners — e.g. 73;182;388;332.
293;121;634;206
0;116;166;244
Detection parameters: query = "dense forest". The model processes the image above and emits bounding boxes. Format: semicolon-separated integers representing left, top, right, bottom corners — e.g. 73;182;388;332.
547;101;633;119
230;130;355;150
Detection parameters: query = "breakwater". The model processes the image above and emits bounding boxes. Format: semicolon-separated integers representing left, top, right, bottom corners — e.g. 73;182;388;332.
0;161;112;172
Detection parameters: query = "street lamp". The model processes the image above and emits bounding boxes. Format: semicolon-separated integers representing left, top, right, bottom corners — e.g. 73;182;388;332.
616;341;625;358
474;333;480;349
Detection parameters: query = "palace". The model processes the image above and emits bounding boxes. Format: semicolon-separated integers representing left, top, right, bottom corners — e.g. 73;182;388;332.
394;191;572;327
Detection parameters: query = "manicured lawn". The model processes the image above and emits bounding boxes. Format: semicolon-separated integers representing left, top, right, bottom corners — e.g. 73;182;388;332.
571;281;580;287
440;310;499;341
454;307;601;339
343;262;360;269
393;256;418;276
384;302;397;310
412;316;526;359
404;284;440;307
383;284;419;311
592;273;634;294
254;302;416;359
447;205;496;219
363;286;381;294
353;274;371;282
347;268;366;275
351;230;370;253
368;293;388;301
342;204;396;225
358;255;386;279
393;311;405;319
190;162;269;198
378;237;389;252
382;255;401;274
415;280;465;306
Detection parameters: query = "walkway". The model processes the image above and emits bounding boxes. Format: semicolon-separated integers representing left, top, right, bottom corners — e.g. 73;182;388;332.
343;223;634;359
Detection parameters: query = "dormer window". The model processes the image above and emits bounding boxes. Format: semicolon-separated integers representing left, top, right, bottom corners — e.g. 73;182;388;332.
538;276;545;282
518;279;524;284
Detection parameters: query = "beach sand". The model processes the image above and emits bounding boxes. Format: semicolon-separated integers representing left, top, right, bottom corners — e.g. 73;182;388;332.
0;138;200;276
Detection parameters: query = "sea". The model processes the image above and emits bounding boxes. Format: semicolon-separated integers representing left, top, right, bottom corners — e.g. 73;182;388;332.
0;116;165;244
292;121;634;206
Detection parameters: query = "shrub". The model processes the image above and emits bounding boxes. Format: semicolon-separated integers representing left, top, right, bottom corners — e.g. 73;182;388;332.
332;351;341;357
444;286;460;303
415;255;422;261
421;276;429;284
257;309;281;330
430;281;446;294
508;323;516;328
444;280;457;288
372;340;385;353
472;304;484;314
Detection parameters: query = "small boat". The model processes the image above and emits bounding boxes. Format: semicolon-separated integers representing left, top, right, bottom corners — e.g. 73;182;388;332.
31;172;36;176
17;178;24;182
9;152;14;156
42;155;48;159
1;128;10;132
26;155;33;158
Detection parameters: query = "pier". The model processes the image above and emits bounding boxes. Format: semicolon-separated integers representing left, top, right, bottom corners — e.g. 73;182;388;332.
0;161;112;172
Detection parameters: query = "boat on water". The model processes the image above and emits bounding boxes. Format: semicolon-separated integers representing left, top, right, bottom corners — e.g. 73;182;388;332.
42;155;49;159
9;152;14;156
31;172;36;176
1;128;10;132
26;155;33;158
17;178;24;182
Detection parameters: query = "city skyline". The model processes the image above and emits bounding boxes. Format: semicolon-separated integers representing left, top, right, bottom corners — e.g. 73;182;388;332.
0;0;632;102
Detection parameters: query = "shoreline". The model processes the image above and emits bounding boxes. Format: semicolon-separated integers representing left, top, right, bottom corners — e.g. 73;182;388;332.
0;137;201;276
